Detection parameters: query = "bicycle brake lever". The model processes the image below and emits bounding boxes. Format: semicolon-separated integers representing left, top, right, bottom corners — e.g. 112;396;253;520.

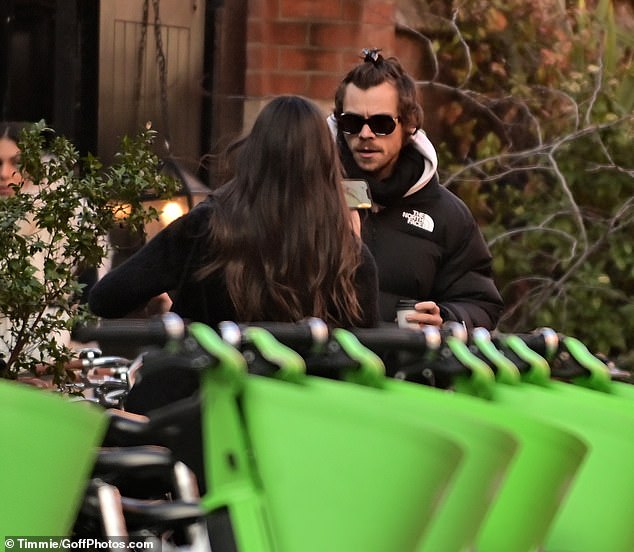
556;336;612;392
470;328;521;385
445;336;496;400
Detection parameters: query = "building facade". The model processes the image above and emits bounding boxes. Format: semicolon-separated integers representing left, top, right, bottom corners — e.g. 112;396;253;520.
2;0;423;185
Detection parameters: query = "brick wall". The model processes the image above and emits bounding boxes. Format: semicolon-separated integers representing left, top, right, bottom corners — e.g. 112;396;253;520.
244;0;396;122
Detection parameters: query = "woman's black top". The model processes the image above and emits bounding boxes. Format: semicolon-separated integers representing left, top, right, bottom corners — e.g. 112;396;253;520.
89;199;380;328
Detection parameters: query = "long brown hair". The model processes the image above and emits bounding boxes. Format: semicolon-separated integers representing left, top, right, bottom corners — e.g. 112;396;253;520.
198;95;363;326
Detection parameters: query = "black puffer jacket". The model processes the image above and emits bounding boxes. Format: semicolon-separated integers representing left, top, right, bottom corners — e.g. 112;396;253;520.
361;174;503;329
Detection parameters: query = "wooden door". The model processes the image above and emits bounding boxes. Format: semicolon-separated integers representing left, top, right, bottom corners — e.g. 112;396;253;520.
98;0;205;168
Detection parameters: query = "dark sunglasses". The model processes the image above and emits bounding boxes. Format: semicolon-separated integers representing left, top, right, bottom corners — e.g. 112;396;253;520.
338;113;400;136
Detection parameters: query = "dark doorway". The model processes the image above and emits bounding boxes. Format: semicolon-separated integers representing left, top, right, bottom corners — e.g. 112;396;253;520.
1;0;99;155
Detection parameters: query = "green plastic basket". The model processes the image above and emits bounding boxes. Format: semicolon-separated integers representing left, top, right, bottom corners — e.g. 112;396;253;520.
365;379;519;552
193;324;465;552
469;332;634;552
242;375;465;552
399;382;586;552
497;381;634;552
0;380;108;540
327;329;520;552
445;338;588;552
324;328;586;552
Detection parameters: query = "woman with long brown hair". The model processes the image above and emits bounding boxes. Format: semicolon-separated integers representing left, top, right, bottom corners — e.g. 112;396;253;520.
89;95;379;328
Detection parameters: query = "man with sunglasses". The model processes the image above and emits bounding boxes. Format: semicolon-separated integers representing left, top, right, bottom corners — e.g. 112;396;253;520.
329;49;504;329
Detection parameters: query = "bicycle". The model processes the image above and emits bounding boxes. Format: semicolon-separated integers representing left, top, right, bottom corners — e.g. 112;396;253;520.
22;313;633;552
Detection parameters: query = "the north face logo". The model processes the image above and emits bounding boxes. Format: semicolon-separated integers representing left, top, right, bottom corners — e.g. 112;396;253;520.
402;209;434;232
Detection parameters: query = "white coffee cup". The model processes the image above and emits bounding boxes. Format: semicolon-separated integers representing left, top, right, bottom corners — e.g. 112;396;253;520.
396;299;420;329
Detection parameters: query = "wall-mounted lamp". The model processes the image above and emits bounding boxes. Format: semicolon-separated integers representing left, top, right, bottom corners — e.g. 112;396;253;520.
109;159;210;269
143;159;210;239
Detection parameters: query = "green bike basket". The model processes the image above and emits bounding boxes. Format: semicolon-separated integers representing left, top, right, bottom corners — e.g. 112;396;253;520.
236;374;465;552
492;380;634;552
0;380;107;539
443;339;588;552
327;329;520;552
378;379;518;552
398;380;586;552
194;323;464;552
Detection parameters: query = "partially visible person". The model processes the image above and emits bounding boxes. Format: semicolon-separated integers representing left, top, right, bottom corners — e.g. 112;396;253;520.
1;122;61;384
1;122;99;383
329;49;504;330
88;96;379;486
89;95;379;329
0;122;27;196
1;121;98;295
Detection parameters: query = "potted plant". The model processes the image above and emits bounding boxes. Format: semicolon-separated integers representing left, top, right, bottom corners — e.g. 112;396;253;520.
0;121;179;387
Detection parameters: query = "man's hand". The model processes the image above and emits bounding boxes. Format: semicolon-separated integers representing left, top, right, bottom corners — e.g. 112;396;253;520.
403;301;443;327
125;292;173;318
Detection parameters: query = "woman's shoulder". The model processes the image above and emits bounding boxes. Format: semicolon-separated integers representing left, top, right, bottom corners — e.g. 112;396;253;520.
188;195;216;218
169;196;215;236
358;241;379;275
359;241;375;261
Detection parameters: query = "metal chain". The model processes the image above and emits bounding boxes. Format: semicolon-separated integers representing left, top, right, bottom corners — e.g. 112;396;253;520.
133;0;149;123
133;0;171;151
152;0;172;151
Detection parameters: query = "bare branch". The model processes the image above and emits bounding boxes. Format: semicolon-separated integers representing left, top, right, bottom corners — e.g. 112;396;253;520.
449;9;474;89
531;85;581;132
441;116;629;189
547;146;587;247
587;163;634;177
487;225;577;249
394;22;439;81
585;38;605;127
415;81;514;146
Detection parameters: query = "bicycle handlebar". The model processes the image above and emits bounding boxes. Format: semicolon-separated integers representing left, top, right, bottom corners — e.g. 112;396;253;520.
509;328;560;359
73;316;619;388
74;316;461;359
221;319;444;355
218;318;330;354
74;313;186;347
350;325;443;353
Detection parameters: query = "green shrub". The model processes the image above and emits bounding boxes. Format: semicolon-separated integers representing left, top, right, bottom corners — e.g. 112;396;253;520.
0;121;178;384
408;0;634;364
